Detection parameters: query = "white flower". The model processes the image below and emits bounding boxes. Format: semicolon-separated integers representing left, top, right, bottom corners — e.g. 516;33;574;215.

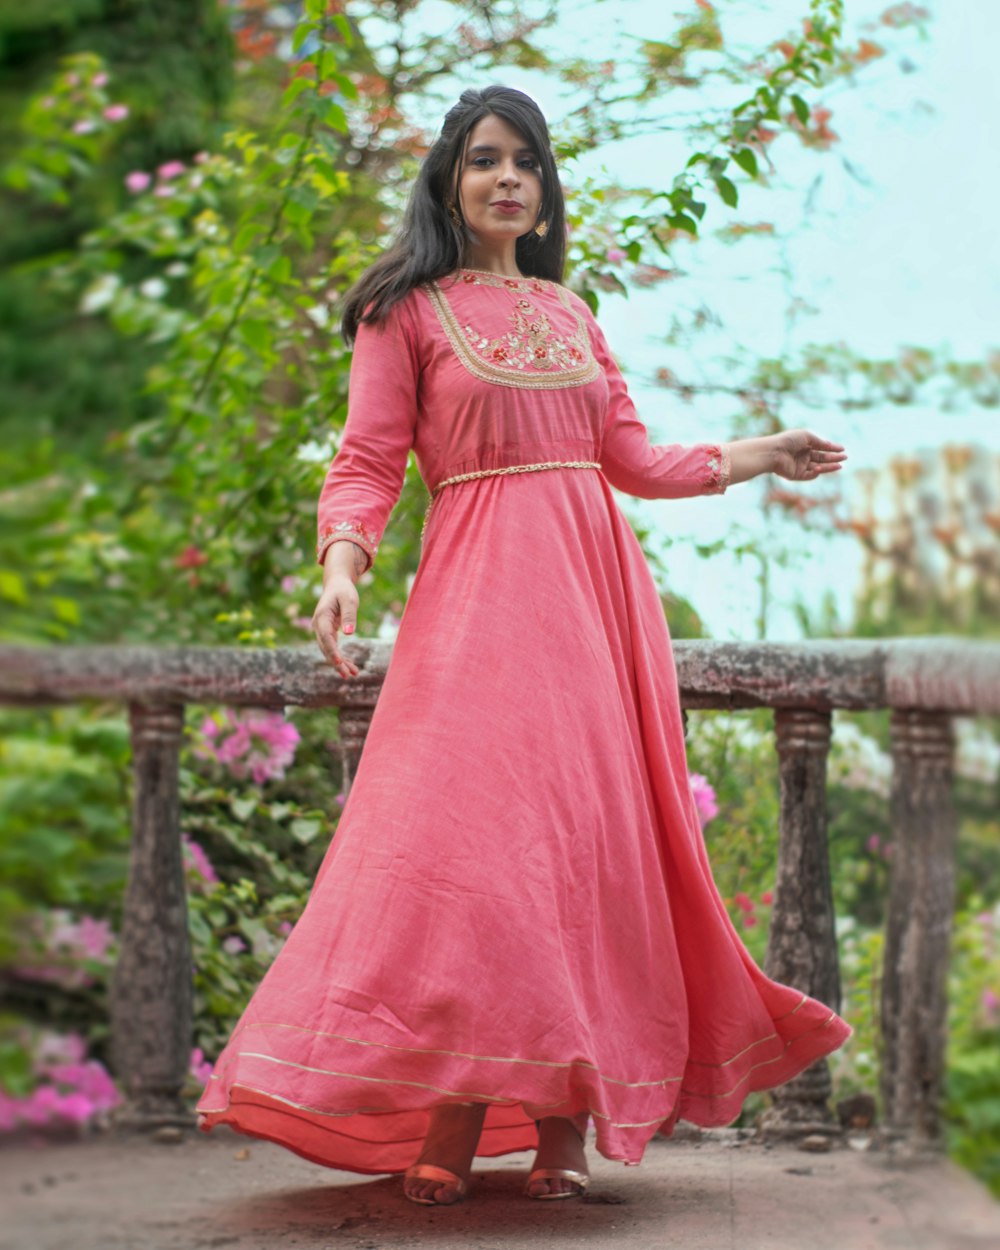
305;304;330;328
79;273;121;314
831;718;892;799
139;277;167;300
295;438;338;464
954;718;1000;786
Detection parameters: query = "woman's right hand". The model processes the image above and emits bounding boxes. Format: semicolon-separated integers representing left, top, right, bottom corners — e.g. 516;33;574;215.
312;541;366;679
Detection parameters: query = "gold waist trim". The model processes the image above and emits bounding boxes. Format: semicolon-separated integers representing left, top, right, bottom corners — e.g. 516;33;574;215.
420;460;601;540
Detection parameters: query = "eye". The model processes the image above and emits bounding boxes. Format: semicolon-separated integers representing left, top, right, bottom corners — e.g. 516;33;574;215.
471;156;495;167
519;158;539;170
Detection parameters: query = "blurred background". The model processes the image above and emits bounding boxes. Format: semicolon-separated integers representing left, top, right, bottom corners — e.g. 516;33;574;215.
0;0;997;1210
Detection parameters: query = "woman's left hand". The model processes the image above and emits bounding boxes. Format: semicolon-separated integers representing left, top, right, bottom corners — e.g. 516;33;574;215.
770;429;847;482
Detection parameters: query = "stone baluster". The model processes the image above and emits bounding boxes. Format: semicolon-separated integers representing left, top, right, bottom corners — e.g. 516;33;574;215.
881;709;957;1145
110;702;192;1129
759;708;842;1139
338;698;378;799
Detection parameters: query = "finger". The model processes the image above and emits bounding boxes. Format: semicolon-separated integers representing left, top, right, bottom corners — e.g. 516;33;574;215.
314;606;357;677
807;432;847;451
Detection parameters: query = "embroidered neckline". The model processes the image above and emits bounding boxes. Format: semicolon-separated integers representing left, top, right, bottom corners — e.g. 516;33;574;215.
425;278;600;390
452;267;556;291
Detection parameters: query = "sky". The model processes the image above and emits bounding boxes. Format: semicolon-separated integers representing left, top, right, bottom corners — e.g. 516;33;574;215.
403;2;999;639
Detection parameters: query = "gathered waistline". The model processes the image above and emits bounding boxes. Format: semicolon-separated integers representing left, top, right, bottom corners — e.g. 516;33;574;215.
420;460;602;540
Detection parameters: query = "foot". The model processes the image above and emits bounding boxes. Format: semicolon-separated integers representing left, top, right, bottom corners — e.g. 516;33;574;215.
526;1114;590;1197
403;1102;487;1205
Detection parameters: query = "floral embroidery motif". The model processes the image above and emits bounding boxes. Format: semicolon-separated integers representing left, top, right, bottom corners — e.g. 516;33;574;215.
316;518;380;567
425;275;601;391
705;443;732;494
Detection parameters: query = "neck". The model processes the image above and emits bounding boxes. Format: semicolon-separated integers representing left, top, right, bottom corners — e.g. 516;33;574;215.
461;239;522;278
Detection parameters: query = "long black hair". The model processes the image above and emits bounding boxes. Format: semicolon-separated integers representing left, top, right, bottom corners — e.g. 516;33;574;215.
340;85;566;343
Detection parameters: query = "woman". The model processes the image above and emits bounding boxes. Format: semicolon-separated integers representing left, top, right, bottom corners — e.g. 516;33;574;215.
197;85;851;1207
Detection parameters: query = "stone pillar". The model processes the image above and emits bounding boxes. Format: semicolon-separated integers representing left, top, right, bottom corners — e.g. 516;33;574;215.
110;703;192;1129
338;701;377;799
758;708;841;1139
881;710;956;1145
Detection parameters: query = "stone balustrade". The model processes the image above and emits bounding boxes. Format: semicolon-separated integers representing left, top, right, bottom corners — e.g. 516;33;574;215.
2;636;998;1147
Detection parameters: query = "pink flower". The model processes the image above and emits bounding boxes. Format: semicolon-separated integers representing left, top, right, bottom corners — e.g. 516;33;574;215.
606;247;626;263
195;709;301;785
153;184;176;198
21;1085;61;1126
157;160;186;180
182;835;218;885
981;988;1000;1017
278;921;293;936
743;914;759;928
734;892;754;912
866;833;881;855
0;1093;19;1132
125;170;151;193
222;936;246;954
34;1031;87;1068
103;104;129;122
91;72;109;88
76;916;114;960
760;890;774;906
689;773;718;827
281;574;302;593
190;1048;213;1084
193;150;210;164
72;119;97;135
57;1092;96;1124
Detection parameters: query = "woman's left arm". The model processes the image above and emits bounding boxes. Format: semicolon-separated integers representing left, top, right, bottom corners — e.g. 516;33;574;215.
586;306;845;495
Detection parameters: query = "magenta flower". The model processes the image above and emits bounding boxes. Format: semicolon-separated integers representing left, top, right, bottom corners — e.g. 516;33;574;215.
157;160;186;180
606;247;627;263
190;1048;213;1084
689;773;719;827
195;709;301;785
103;104;129;122
734;892;755;913
125;170;151;193
182;835;218;886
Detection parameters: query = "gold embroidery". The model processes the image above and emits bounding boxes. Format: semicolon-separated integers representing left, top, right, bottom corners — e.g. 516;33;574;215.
317;519;380;567
705;443;732;495
425;279;600;390
419;460;601;541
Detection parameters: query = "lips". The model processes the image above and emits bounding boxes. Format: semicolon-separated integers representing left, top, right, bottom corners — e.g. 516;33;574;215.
491;200;524;211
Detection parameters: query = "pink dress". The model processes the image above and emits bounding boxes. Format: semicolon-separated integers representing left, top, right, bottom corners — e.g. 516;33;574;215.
196;267;852;1174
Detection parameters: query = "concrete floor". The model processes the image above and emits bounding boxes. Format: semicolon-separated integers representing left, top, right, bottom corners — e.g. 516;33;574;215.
3;1124;999;1250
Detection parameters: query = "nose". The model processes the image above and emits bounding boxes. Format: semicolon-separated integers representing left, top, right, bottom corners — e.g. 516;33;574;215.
496;159;521;190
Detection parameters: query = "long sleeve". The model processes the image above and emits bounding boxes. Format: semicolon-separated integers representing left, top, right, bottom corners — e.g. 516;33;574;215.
587;312;731;500
316;297;421;570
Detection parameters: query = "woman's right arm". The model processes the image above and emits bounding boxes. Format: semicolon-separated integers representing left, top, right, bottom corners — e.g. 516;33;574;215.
312;297;420;675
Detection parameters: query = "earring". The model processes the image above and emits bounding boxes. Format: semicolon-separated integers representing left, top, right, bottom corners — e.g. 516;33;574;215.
534;219;549;239
447;201;462;228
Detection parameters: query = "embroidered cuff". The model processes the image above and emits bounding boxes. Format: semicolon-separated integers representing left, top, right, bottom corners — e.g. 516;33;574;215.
706;444;732;495
316;520;380;569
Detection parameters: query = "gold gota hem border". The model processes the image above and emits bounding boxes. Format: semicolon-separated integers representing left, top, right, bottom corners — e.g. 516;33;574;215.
208;991;814;1089
197;1013;840;1130
425;281;601;390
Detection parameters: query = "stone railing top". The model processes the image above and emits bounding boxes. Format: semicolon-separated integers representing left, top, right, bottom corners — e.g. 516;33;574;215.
0;637;998;715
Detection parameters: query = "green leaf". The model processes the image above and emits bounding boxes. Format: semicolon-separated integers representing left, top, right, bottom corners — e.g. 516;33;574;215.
791;94;810;126
230;796;257;822
239;318;273;355
290;817;322;845
733;148;759;177
291;22;317;55
323;102;348;133
0;570;28;605
669;213;698;236
282;77;312;109
715;176;738;208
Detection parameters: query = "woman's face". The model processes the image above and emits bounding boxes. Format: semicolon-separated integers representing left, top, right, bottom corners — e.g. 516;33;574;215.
453;113;543;247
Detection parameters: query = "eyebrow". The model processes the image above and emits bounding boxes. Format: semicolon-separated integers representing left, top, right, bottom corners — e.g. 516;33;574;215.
467;144;537;156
